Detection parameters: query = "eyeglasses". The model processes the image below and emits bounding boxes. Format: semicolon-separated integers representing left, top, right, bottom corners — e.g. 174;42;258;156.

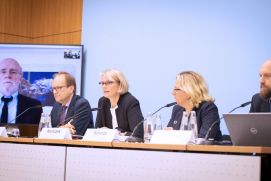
260;73;271;79
52;86;67;92
173;88;183;91
173;88;185;93
98;81;115;86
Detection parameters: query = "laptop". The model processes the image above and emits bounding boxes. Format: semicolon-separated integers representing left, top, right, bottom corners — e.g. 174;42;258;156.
223;113;271;146
0;124;39;138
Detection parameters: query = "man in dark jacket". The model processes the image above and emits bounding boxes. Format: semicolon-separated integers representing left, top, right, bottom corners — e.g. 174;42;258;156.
50;71;93;136
0;58;42;124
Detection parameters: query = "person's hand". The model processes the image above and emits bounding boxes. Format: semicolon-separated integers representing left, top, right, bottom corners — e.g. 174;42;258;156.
99;127;110;129
164;127;173;130
119;132;127;136
60;122;76;134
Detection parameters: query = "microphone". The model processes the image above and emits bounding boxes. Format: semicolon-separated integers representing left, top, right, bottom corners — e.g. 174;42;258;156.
57;109;89;127
198;101;252;145
228;101;252;113
152;102;177;116
126;102;177;143
57;107;99;127
7;105;42;124
91;107;101;111
63;107;100;123
5;105;42;137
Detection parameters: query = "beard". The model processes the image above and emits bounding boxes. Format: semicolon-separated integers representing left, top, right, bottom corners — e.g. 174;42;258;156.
0;83;19;96
260;86;271;100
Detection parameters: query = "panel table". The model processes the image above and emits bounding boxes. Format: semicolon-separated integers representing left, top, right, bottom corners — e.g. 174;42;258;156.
0;142;66;181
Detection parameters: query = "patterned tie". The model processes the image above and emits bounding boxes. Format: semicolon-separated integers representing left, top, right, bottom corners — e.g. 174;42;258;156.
59;105;67;126
1;96;13;123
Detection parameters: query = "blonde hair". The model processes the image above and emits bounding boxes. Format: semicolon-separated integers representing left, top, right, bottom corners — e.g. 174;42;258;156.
176;71;214;108
100;69;129;94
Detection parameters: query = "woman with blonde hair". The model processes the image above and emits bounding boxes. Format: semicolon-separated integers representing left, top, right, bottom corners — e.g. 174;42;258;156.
167;71;222;140
95;69;144;139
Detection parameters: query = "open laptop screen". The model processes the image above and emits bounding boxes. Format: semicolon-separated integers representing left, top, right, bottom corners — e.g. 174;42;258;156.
224;113;271;146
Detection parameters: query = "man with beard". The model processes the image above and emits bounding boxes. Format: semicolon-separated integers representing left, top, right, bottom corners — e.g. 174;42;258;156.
250;60;271;112
249;59;271;181
0;58;42;124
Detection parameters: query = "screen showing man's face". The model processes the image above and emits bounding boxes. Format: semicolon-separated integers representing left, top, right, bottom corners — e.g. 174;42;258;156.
0;59;22;96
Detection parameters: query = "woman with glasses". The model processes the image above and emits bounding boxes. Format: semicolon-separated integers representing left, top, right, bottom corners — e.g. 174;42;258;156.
167;71;222;141
95;69;144;140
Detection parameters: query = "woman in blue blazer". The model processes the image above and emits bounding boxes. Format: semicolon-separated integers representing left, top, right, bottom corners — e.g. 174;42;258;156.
167;71;222;141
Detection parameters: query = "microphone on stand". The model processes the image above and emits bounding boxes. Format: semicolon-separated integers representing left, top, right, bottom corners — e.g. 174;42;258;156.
4;105;42;137
126;102;177;143
91;107;101;112
228;101;252;113
5;105;42;125
57;107;100;127
152;102;177;116
198;101;252;145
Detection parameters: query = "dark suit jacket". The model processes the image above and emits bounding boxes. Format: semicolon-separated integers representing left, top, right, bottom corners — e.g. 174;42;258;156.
167;101;222;141
16;94;42;124
95;92;144;139
50;94;94;136
250;93;270;112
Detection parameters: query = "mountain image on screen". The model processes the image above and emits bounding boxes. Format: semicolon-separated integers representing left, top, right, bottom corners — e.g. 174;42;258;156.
20;72;56;106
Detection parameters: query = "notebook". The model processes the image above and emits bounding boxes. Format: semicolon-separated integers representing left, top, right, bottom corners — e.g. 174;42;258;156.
223;113;271;146
0;124;39;138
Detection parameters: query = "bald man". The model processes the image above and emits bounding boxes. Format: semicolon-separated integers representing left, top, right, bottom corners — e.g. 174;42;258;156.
0;58;42;124
250;59;271;112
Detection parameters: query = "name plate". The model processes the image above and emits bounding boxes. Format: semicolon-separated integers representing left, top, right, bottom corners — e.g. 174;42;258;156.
0;127;8;137
83;128;118;142
150;130;194;145
38;128;72;140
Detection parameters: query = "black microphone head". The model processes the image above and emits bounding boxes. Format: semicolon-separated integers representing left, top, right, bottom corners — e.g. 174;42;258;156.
91;107;101;111
240;101;252;107
229;101;252;113
166;102;177;107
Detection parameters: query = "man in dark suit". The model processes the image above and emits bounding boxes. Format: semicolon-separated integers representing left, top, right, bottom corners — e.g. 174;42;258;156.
249;59;271;181
50;72;93;136
250;59;271;112
0;58;42;124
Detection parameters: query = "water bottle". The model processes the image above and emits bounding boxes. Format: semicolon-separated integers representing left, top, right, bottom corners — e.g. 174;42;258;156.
38;113;52;137
154;113;162;130
144;112;154;142
180;111;189;130
188;111;198;139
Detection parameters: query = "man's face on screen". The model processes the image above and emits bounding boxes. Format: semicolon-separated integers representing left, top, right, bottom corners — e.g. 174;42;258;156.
0;58;22;96
259;60;271;99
